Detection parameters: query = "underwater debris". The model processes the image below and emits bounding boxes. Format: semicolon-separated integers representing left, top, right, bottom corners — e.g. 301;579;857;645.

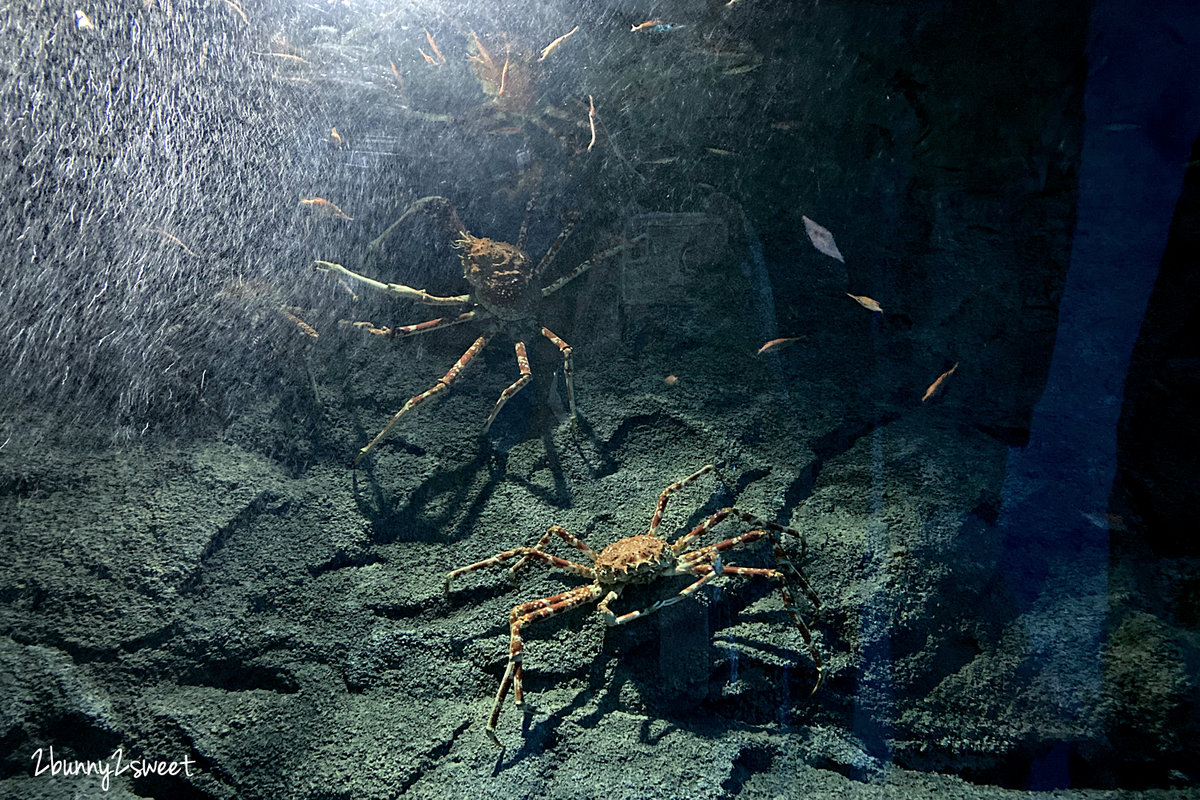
539;25;580;62
74;9;94;29
802;216;844;262
922;362;958;402
587;95;597;151
300;197;353;220
756;337;801;355
846;293;882;313
721;59;762;75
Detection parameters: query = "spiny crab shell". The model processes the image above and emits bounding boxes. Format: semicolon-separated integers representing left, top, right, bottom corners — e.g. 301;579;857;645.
594;535;678;586
455;234;537;320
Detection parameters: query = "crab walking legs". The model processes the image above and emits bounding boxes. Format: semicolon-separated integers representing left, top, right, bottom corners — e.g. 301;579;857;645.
355;333;491;465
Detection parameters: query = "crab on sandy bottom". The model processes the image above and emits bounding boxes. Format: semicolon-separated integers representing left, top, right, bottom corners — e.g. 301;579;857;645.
315;194;642;464
444;464;824;746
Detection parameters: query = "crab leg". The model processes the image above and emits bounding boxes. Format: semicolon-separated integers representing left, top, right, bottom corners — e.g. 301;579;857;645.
648;464;718;538
355;334;491;465
444;543;595;593
672;506;803;554
315;261;471;306
675;511;820;612
531;211;580;278
482;340;533;435
539;327;576;423
689;556;825;694
541;233;647;296
516;192;539;252
341;310;482;338
511;524;598;574
598;561;724;626
489;584;603;746
675;528;769;569
366;195;469;256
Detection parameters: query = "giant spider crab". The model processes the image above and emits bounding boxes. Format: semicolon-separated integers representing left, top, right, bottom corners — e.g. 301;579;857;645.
444;464;825;746
315;194;639;464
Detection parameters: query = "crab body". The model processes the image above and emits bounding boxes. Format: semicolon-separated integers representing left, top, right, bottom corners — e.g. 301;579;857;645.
456;235;538;321
594;534;677;586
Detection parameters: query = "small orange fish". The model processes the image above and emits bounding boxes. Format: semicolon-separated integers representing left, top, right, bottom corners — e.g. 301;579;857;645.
663;375;678;386
847;293;882;313
1081;511;1128;532
921;362;958;402
257;51;311;65
424;29;445;64
390;60;405;89
756;337;801;355
539;25;580;61
147;227;200;257
300;197;353;221
330;127;343;146
631;20;665;32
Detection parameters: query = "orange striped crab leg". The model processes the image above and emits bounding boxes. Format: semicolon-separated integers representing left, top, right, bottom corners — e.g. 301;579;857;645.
674;510;820;611
539;327;575;423
488;585;603;746
342;310;481;338
444;544;595;594
482;340;532;435
672;506;797;553
647;464;721;538
516;192;539;252
365;195;469;258
354;333;491;465
598;561;725;626
688;555;825;693
510;524;599;574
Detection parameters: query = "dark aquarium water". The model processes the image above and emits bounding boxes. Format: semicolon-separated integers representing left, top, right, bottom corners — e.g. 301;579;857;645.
2;0;1199;797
